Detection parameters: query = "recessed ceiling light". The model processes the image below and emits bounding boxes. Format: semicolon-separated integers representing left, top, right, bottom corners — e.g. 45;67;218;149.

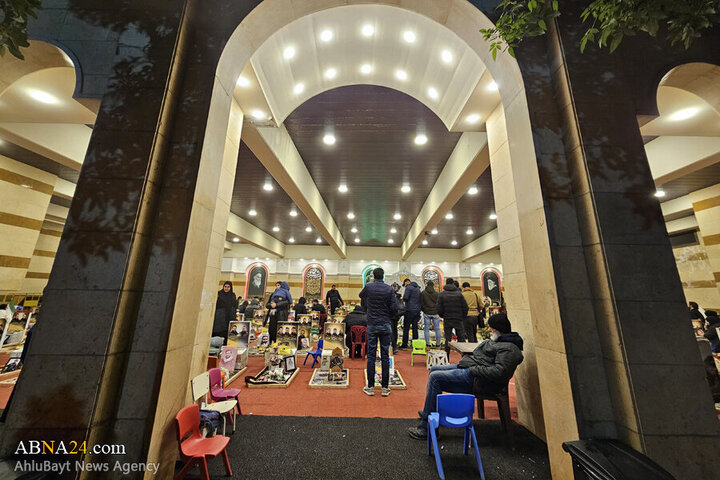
487;81;499;92
451;240;458;246
347;212;355;219
441;49;453;64
390;227;397;233
320;29;333;42
427;87;439;100
468;186;478;195
445;212;454;220
236;76;250;87
414;134;428;145
422;239;428;245
489;213;497;220
305;226;312;232
324;67;337;80
272;226;280;232
355;237;361;243
401;185;411;193
466;113;481;124
466;228;474;235
251;109;267;120
323;134;336;145
263;182;273;191
431;228;438;235
395;69;408;81
361;24;375;37
232;237;240;243
388;238;394;244
403;30;416;43
316;237;322;243
27;89;58;104
290;210;298;217
293;82;305;95
248;209;257;216
351;227;358;233
654;188;666;198
283;45;296;60
288;237;295;243
338;184;348;193
393;212;401;220
360;63;373;75
669;107;699;121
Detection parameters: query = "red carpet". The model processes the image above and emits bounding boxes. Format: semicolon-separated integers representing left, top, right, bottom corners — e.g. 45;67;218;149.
229;349;517;420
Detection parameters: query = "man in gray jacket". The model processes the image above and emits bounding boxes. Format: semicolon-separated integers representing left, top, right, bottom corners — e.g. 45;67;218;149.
408;313;524;439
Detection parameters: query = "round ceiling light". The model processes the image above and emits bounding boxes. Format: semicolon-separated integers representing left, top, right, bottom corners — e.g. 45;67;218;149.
293;82;305;95
360;63;373;75
290;210;298;217
393;212;402;220
323;134;336;145
466;113;481;124
351;227;358;233
468;186;478;195
669;107;699;121
451;240;458;246
422;239;428;245
27;89;59;104
236;76;250;87
288;237;295;243
414;134;428;145
263;182;273;191
232;237;240;243
361;24;375;37
486;81;499;92
355;237;361;243
445;212;454;220
251;109;267;120
441;49;453;64
248;209;257;216
431;228;438;235
390;227;397;233
654;188;666;198
466;228;474;235
320;29;333;42
272;226;280;232
395;69;408;81
388;238;394;244
403;30;416;43
338;184;348;193
316;237;322;243
347;212;355;219
324;67;338;80
427;87;439;100
489;213;497;220
283;45;296;60
401;185;411;193
305;226;312;232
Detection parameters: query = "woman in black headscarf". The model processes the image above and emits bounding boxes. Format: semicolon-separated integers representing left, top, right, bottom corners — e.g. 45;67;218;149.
213;281;237;343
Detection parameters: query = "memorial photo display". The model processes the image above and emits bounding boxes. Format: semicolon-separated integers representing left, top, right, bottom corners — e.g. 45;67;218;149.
323;322;345;351
276;321;299;349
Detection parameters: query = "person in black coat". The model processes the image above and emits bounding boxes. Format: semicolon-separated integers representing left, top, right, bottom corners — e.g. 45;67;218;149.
311;299;326;314
704;310;720;353
326;285;344;315
391;283;405;354
213;281;237;342
690;301;705;322
344;305;368;349
401;279;422;349
294;297;308;316
437;278;468;355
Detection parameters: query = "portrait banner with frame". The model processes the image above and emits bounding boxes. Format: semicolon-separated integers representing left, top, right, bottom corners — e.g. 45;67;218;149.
245;263;269;300
323;322;345;352
276;321;299;349
481;267;502;302
227;320;251;348
302;264;325;302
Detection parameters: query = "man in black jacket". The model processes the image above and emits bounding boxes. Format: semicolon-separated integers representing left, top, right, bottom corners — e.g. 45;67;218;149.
438;278;468;355
344;305;368;349
400;279;422;349
326;285;344;315
409;313;524;439
311;299;327;314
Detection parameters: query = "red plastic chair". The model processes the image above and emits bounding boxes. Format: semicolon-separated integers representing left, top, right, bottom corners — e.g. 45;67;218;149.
349;326;367;359
174;404;232;480
208;368;242;416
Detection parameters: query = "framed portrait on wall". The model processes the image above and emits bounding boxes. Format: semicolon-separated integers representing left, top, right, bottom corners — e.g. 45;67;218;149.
245;263;269;299
302;264;325;302
481;268;502;302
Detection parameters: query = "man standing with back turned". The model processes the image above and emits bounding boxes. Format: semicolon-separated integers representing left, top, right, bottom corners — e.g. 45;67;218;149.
359;267;397;397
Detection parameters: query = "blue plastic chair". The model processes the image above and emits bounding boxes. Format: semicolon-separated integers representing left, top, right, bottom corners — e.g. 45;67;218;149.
427;393;485;480
303;339;324;368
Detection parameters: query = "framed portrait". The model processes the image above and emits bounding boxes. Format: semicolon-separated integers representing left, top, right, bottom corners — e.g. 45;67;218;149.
283;355;297;373
481;267;502;302
228;320;251;348
245;263;269;299
323;322;345;352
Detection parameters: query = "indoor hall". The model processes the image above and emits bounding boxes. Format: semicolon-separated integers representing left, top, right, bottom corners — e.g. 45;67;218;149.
0;1;719;479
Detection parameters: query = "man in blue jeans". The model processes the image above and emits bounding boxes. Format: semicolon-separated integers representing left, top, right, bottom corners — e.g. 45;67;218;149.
359;267;397;397
408;314;524;439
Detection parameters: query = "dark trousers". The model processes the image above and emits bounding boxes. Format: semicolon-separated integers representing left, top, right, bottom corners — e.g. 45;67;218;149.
464;315;479;342
444;319;466;355
391;317;398;350
367;324;392;388
401;310;420;347
268;315;278;343
330;303;341;315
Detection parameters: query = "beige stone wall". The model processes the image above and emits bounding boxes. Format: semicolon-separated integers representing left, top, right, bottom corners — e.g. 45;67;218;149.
674;242;720;310
689;185;720;310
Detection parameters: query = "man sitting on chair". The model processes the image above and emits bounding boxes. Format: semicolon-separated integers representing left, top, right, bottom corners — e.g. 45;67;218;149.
408;313;524;439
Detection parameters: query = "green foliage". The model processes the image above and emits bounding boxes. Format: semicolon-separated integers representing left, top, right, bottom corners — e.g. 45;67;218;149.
0;0;42;59
481;0;720;58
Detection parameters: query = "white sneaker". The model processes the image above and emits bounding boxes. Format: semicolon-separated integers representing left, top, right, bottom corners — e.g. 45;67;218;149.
363;386;375;396
381;387;391;397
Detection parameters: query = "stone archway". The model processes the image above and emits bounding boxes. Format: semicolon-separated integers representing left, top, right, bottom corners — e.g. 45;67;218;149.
147;1;576;477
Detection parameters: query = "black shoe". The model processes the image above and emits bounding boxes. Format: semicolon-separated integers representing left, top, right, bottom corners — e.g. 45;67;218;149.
408;426;427;440
418;410;424;419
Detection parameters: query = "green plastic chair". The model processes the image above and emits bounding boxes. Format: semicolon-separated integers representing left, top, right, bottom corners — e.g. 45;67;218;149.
410;339;427;366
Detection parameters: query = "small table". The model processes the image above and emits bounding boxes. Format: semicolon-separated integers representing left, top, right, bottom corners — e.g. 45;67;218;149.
448;341;480;355
203;400;237;435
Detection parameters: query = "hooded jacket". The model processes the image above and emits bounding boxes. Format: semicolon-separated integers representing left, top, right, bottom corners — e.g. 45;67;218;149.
402;281;422;312
244;298;261;320
420;283;439;315
458;332;524;394
271;282;292;304
438;283;467;322
704;311;720;353
359;279;398;326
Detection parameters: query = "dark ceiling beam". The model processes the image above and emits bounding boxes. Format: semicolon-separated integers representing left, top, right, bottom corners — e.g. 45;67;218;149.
401;132;489;260
242;123;348;258
226;213;286;258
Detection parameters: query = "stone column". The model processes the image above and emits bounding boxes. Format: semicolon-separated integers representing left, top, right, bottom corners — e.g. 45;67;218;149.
689;184;720;309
